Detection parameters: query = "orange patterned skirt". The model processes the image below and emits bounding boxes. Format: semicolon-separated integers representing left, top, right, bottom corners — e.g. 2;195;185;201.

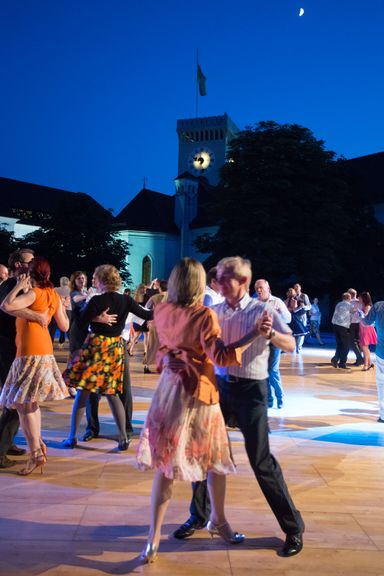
136;367;236;481
64;333;124;395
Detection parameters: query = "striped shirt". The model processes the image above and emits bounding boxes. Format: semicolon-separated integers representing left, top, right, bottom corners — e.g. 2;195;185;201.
256;294;292;324
213;293;291;381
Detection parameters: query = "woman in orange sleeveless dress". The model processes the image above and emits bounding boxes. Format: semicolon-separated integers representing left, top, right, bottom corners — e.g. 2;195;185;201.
0;257;69;475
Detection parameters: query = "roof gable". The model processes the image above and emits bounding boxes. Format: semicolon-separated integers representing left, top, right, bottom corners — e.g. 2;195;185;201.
114;188;178;233
0;176;109;225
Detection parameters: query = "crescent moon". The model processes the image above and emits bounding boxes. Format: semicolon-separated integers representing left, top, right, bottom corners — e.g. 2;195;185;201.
299;7;304;16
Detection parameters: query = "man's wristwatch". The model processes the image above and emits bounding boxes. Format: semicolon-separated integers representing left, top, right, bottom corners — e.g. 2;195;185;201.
267;329;276;340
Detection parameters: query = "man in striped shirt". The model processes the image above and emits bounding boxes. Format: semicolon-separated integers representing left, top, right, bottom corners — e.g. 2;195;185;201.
173;257;305;557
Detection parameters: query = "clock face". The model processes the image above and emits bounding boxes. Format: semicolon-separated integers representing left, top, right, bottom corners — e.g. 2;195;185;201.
188;148;215;174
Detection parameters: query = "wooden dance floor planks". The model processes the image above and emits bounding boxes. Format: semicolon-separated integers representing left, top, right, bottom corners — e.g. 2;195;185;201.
1;343;384;575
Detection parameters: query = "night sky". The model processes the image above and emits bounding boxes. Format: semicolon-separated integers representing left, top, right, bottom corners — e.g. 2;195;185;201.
0;0;383;213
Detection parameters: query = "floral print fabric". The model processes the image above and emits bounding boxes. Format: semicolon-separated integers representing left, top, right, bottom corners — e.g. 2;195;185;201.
0;355;68;408
64;333;124;395
136;368;236;481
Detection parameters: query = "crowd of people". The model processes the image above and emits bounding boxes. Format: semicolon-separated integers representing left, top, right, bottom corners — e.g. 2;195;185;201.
0;247;382;564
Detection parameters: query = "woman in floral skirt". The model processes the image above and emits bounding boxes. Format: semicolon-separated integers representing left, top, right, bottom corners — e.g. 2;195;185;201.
63;265;152;450
136;257;262;563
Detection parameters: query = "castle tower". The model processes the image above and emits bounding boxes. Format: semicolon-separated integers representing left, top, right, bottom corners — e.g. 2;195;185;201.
176;113;239;186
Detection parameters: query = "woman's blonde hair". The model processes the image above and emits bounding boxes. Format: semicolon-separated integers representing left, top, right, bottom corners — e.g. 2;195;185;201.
167;257;206;307
286;287;296;298
134;283;147;302
94;265;121;291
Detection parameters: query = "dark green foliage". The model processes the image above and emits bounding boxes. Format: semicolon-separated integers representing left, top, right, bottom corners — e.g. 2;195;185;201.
196;121;383;296
16;195;131;284
0;227;16;266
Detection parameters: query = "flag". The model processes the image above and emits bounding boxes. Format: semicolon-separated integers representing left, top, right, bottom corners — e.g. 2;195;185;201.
197;64;207;96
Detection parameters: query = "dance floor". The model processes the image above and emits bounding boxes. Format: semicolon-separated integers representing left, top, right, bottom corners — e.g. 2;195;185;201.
1;342;384;575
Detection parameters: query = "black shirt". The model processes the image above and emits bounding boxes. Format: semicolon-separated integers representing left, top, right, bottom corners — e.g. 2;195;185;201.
0;278;17;340
81;292;153;337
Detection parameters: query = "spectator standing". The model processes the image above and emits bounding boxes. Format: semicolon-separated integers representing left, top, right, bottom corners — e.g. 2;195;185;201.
309;298;324;345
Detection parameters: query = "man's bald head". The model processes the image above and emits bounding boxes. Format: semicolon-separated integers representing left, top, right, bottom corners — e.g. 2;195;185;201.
255;279;271;301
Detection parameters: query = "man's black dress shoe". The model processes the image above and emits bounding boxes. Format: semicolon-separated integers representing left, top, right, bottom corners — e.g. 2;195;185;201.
118;438;130;451
354;360;364;366
62;438;77;449
173;518;206;539
82;431;98;442
281;533;303;557
7;444;27;456
377;418;384;423
0;456;16;468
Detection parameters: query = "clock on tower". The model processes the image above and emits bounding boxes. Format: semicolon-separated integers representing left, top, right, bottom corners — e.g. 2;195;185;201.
176;114;239;185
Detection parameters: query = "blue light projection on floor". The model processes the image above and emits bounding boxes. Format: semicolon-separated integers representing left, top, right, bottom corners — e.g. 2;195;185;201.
275;424;384;447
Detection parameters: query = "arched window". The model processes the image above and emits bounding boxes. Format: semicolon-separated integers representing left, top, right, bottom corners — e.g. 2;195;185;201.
142;256;152;285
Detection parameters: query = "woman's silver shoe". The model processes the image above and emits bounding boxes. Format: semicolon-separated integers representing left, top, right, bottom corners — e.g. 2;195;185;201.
206;520;245;544
140;542;158;563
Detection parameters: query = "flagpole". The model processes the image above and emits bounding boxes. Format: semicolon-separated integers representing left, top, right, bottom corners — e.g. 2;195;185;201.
195;49;199;118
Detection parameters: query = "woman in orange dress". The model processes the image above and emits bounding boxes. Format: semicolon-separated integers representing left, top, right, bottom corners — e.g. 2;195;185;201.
0;257;69;475
136;258;263;563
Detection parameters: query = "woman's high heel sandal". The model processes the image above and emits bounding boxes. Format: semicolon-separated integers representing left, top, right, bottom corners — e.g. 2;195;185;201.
39;438;48;460
140;543;158;564
206;520;245;544
18;448;46;476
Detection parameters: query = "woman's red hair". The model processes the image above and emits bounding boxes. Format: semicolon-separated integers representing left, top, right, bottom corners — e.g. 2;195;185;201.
29;256;54;289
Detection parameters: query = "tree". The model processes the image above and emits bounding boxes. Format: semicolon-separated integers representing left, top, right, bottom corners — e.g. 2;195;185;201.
17;195;131;284
0;226;16;266
0;226;17;266
196;121;379;296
